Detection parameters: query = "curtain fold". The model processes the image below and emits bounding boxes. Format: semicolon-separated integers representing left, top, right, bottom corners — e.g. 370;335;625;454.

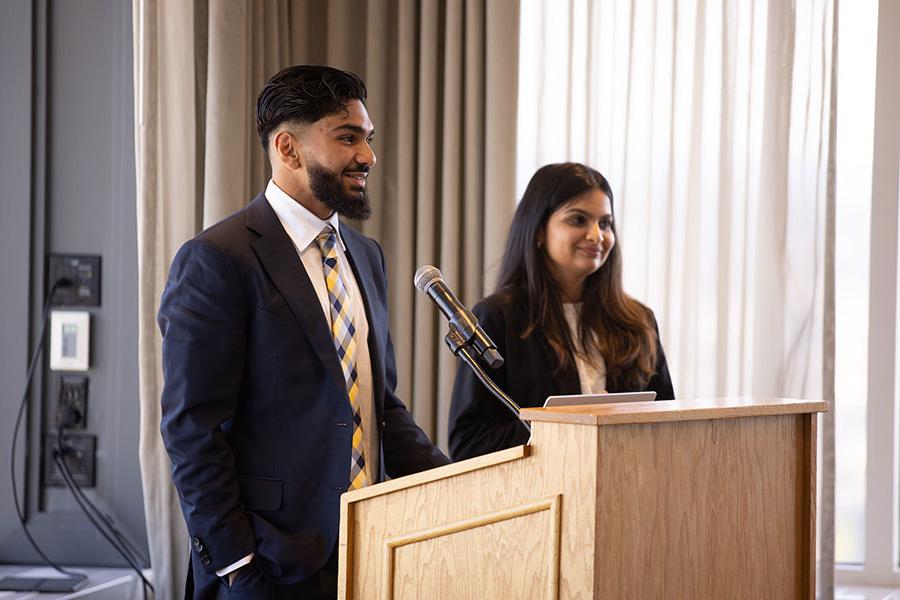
134;1;519;596
517;0;836;594
134;2;197;598
820;0;838;594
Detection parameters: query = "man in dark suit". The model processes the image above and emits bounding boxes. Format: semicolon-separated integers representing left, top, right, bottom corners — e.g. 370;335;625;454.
159;65;449;600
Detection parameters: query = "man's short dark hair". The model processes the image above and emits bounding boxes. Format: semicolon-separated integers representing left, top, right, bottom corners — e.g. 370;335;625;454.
255;65;368;153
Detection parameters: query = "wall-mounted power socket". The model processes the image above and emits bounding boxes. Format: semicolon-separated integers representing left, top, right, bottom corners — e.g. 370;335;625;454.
56;375;88;429
43;433;96;488
47;254;101;306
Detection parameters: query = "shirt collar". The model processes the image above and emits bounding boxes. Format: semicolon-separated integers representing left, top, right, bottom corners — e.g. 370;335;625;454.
265;179;345;252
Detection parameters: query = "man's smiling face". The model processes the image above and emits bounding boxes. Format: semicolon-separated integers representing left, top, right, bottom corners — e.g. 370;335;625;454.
296;99;376;220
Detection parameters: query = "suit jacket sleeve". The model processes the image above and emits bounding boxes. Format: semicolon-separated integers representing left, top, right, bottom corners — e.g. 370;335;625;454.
158;238;256;573
448;300;531;461
647;312;676;400
373;243;451;478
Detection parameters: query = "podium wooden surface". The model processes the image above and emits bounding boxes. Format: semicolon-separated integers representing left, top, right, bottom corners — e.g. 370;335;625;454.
338;397;827;599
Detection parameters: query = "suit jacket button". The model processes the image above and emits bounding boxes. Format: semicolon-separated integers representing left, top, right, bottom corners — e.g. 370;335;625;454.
201;556;211;566
191;536;202;549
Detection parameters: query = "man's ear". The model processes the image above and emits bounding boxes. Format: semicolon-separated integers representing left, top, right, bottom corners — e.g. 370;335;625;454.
272;129;301;169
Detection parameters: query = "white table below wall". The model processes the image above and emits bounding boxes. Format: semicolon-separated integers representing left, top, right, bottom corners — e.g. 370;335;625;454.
0;565;149;600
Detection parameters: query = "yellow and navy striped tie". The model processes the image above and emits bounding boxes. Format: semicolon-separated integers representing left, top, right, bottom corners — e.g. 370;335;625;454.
316;226;369;490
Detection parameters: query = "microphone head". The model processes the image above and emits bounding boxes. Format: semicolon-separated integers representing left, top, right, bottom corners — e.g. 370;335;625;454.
414;265;443;294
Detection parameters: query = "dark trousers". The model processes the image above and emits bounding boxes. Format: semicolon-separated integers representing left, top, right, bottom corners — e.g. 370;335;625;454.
186;545;339;600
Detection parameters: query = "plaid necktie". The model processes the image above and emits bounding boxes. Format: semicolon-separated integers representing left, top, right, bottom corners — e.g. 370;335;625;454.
316;226;369;490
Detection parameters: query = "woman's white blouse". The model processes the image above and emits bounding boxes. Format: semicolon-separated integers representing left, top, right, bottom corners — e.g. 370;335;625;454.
562;302;607;394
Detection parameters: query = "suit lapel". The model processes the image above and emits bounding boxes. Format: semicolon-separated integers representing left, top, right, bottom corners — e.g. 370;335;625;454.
510;299;581;396
535;327;581;395
245;195;346;393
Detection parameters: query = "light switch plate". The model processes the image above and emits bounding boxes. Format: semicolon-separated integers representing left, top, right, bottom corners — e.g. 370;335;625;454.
49;310;90;371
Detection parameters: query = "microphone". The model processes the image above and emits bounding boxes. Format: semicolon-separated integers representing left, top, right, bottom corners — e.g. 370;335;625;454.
414;266;504;369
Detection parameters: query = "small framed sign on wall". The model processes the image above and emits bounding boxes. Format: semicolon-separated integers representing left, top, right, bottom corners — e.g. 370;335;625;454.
49;310;90;371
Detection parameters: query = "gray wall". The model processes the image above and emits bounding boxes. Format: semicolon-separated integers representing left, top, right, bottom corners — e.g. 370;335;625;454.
0;0;148;567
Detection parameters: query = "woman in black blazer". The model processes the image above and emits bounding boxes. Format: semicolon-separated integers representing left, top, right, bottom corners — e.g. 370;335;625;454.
448;163;675;461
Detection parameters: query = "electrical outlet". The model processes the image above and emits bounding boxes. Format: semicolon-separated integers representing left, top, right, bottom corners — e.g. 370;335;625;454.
43;434;96;488
56;375;88;429
47;254;101;306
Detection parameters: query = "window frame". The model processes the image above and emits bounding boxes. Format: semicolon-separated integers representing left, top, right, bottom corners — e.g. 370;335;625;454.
833;0;900;586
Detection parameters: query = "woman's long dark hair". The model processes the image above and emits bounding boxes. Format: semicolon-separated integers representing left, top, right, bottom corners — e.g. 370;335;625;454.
496;162;658;388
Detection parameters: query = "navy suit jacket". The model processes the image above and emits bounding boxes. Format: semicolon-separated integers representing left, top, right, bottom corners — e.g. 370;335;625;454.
448;293;675;461
158;193;449;588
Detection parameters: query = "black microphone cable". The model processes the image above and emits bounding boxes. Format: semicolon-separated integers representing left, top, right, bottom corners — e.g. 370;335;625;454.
54;406;149;569
10;277;155;597
8;277;85;581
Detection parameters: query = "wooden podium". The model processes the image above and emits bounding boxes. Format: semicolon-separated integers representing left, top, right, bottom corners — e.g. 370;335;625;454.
338;397;827;599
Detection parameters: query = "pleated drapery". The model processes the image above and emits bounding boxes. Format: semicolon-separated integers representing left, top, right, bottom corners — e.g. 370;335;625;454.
133;1;519;596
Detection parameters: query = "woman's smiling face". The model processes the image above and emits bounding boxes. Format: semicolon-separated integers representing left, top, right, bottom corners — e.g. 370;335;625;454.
539;188;616;300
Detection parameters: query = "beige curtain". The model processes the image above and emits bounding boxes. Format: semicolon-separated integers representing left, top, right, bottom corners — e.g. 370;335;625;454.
820;0;838;594
134;0;519;597
517;0;836;594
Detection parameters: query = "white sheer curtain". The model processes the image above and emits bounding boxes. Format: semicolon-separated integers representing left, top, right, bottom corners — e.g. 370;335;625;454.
517;0;836;594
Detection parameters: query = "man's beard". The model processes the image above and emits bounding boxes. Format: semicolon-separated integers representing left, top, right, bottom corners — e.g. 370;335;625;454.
308;161;372;220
